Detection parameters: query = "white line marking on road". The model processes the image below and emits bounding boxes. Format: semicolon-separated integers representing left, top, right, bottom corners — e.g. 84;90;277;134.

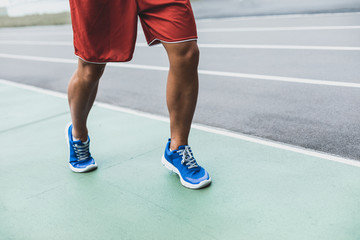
1;24;359;36
1;53;359;88
197;26;360;32
0;40;72;46
0;53;78;64
0;40;147;47
197;69;360;88
2;40;360;51
0;31;72;36
197;11;360;22
198;44;360;51
1;78;359;168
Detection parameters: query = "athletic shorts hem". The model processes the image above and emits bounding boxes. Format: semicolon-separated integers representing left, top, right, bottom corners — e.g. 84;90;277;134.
76;52;134;63
76;55;108;64
148;37;198;46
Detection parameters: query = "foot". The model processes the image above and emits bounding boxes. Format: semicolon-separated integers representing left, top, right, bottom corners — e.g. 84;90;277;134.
161;138;211;189
65;123;97;173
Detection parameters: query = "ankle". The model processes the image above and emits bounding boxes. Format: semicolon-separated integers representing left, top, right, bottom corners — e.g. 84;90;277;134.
72;129;88;142
170;139;188;151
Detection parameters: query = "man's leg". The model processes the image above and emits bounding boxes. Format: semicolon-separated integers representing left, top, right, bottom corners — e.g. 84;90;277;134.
162;41;199;150
66;59;105;172
68;59;106;141
161;40;211;189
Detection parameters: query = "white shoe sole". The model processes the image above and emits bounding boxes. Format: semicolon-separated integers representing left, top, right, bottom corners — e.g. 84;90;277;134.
65;122;98;173
68;162;98;173
161;155;211;189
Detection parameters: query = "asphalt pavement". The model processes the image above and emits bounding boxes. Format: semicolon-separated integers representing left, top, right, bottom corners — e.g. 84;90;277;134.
0;12;360;160
191;0;360;18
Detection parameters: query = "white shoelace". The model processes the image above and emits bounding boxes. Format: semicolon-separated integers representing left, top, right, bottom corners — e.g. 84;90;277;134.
177;146;199;169
73;142;91;161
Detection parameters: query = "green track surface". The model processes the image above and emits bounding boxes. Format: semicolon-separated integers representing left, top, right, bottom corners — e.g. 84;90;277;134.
1;82;359;240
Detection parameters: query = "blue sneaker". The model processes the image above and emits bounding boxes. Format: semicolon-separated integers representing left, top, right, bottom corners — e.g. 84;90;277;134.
65;123;97;173
161;138;211;189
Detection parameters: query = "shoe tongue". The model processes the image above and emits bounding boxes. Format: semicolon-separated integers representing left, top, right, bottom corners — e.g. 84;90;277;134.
74;139;89;145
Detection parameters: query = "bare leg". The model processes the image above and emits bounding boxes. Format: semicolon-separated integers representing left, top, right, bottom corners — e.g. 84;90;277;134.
162;41;200;150
68;59;106;142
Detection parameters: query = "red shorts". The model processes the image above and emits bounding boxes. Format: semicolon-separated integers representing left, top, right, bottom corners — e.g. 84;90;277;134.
69;0;198;63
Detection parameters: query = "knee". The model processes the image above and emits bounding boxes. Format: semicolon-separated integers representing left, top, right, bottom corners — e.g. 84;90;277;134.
168;42;200;68
77;59;106;82
180;43;200;66
185;44;199;67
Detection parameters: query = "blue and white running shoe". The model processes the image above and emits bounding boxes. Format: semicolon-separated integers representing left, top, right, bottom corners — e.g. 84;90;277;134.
161;138;211;189
65;123;97;173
